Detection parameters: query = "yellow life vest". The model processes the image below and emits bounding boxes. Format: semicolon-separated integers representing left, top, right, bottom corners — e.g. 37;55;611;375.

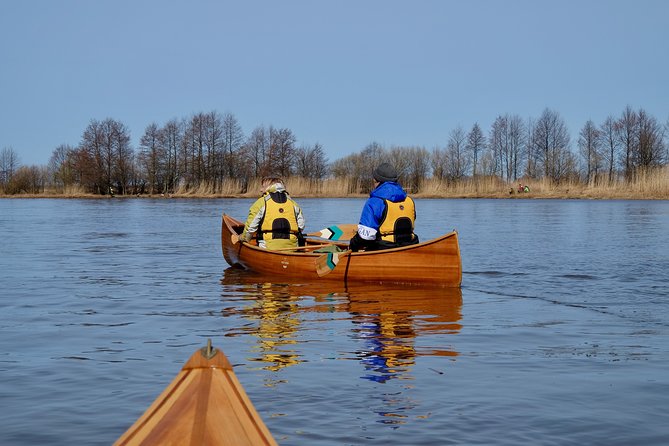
378;197;416;243
259;192;299;243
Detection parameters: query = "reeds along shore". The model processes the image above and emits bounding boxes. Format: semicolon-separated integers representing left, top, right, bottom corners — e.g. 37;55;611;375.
3;167;669;200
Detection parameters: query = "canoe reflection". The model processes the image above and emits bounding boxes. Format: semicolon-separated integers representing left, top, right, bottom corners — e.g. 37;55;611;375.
221;268;462;382
223;278;303;372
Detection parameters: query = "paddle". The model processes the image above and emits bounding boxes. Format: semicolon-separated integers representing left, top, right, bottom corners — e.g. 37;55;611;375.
306;224;358;241
271;243;333;252
233;224;358;245
315;249;352;277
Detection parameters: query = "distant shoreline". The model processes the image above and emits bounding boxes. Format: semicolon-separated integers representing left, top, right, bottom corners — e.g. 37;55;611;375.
3;169;668;201
2;191;667;200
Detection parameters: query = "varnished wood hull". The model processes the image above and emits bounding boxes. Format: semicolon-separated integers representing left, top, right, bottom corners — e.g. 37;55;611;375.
114;343;277;446
222;214;462;287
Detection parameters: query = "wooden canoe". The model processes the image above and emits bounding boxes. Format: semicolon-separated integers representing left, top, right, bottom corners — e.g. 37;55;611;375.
114;341;277;446
221;213;462;287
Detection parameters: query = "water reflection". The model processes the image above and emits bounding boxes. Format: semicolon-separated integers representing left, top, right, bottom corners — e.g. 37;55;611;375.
220;268;462;386
221;279;303;372
348;287;461;384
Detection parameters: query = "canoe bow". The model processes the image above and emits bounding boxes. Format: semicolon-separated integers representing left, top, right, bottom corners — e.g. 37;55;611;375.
114;341;277;446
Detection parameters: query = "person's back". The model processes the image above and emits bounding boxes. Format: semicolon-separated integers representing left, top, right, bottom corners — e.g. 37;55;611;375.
349;163;418;252
242;177;305;250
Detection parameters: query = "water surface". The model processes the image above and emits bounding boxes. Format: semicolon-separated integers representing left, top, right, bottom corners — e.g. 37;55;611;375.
1;198;668;445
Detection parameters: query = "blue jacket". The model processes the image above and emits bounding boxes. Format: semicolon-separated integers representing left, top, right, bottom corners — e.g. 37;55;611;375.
358;182;408;237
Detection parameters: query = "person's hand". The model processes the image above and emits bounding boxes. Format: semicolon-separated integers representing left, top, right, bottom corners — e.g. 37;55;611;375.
349;233;363;252
242;231;252;242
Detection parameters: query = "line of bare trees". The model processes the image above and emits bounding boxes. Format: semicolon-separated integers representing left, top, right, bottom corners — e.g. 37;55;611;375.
1;106;666;195
1;111;328;195
331;107;667;192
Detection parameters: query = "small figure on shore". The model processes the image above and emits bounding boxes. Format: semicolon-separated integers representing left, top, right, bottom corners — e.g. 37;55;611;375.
516;183;531;193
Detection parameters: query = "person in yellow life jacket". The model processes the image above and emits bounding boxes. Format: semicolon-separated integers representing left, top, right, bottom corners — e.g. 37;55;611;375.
349;163;419;252
241;177;305;250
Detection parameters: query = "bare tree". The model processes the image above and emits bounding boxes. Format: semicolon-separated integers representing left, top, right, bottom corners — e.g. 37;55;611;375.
268;127;296;178
78;118;132;194
6;165;46;194
180;112;223;187
162;119;183;193
203;111;223;187
331;142;385;193
387;146;412;184
330;152;364;193
359;142;387;191
294;143;328;181
524;117;540;179
507;115;526;180
0;146;20;191
599;116;621;184
430;147;447;181
385;145;430;192
404;146;430;193
489;115;526;181
138;123;164;195
69;146;95;192
466;123;486;178
109;119;133;194
617;105;637;181
445;126;470;181
245;126;270;178
79;119;106;194
488;118;504;178
578;120;602;184
635;108;666;170
478;149;496;177
101;119;117;193
185;112;207;185
221;113;244;179
532;108;572;183
48;144;76;191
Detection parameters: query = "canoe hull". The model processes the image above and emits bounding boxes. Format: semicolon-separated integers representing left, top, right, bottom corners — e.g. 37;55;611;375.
222;214;462;287
114;343;276;446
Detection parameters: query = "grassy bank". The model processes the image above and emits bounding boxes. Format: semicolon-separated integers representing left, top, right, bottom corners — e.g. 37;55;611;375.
2;167;668;200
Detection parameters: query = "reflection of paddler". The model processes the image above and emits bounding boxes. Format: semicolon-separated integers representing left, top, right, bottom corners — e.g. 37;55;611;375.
348;286;462;382
237;281;302;372
355;310;416;383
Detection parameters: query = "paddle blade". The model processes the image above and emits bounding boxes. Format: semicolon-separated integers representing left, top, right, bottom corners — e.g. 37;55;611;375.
308;224;358;241
231;233;240;244
315;250;351;277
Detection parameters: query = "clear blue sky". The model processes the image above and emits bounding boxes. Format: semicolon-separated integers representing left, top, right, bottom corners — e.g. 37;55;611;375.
2;0;667;166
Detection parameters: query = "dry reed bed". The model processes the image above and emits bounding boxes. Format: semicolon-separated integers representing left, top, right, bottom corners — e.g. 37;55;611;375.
3;167;668;200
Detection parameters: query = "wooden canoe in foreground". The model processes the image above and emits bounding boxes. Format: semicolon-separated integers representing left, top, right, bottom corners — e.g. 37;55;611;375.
221;214;462;287
114;341;277;446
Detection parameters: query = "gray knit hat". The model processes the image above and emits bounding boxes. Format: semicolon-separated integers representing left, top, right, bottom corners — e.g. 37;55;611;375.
373;163;398;183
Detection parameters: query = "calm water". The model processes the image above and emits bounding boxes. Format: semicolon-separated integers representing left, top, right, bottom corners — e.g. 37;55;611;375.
1;198;668;445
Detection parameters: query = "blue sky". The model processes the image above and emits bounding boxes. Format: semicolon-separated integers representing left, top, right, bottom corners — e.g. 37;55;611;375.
1;0;667;166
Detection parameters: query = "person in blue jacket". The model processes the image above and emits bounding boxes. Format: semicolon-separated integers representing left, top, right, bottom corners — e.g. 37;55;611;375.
349;163;419;252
